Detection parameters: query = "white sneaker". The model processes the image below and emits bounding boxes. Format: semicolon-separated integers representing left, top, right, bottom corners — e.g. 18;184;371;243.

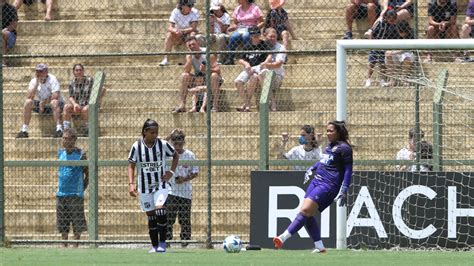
364;79;372;88
311;247;327;253
159;58;169;66
380;79;389;87
148;247;158;253
364;29;372;39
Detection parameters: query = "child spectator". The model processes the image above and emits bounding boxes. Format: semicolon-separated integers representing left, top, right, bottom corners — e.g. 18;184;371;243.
14;0;55;21
56;128;88;248
260;0;297;49
223;0;263;65
457;0;474;62
160;0;200;66
425;0;458;62
2;0;18;66
363;10;399;88
384;20;414;87
165;129;199;248
343;0;380;39
396;128;433;172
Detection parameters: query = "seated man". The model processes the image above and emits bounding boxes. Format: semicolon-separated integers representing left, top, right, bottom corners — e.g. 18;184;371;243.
2;0;18;66
425;0;458;62
343;0;380;39
396;128;433;172
172;36;222;113
254;27;286;111
16;63;64;138
458;0;474;61
14;0;55;21
159;0;199;66
379;0;414;23
63;64;106;134
234;26;271;112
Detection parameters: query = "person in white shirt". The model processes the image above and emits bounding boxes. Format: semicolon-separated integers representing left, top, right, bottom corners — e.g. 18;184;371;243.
197;0;231;64
279;125;323;171
396;128;433;172
160;0;200;66
165;129;199;247
16;63;64;138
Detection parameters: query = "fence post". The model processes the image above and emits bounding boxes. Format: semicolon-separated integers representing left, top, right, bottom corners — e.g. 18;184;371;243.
88;71;105;247
0;10;4;246
259;71;274;170
433;70;448;171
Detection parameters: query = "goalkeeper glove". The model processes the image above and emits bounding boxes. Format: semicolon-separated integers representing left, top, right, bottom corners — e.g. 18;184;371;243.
303;169;313;184
335;185;349;207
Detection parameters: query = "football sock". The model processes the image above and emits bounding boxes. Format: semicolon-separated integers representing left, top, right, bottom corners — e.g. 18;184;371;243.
156;208;167;242
305;216;322;242
279;230;292;242
287;213;309;235
56;124;63;131
314;240;325;250
21;124;28;132
147;214;159;247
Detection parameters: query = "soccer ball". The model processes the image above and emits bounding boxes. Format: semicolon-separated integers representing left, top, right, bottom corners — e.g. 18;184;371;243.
223;235;242;253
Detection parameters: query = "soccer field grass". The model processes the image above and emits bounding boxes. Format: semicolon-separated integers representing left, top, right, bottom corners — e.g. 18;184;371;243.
1;248;473;266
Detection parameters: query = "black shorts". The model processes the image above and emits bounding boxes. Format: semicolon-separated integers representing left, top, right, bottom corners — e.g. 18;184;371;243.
33;100;64;114
56;196;87;234
187;72;224;88
355;4;381;19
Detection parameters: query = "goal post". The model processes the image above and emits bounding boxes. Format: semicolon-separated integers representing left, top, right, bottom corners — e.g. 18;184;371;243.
336;39;474;250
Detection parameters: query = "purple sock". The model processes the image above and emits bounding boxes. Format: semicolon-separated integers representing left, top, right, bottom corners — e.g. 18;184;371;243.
287;213;309;235
304;216;321;241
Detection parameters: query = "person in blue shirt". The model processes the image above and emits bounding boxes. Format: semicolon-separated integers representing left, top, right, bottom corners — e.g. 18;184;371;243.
56;128;88;247
273;120;353;253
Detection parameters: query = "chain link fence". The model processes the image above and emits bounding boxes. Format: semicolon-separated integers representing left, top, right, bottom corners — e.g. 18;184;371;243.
1;0;473;248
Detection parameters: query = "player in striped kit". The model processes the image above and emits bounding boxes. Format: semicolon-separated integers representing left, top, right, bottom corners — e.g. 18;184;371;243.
273;120;353;253
128;119;179;253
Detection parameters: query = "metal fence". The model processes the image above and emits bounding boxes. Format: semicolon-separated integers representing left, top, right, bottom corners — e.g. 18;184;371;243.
1;0;473;248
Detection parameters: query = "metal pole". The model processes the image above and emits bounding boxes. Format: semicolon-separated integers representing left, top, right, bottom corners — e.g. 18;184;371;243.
204;0;213;249
259;71;274;170
335;41;347;249
0;9;5;246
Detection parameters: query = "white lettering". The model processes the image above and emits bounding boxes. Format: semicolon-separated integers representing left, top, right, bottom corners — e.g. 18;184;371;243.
346;186;387;238
393;185;437;239
448;186;474;238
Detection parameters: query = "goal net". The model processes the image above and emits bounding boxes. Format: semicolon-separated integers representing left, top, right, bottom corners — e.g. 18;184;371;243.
336;39;474;249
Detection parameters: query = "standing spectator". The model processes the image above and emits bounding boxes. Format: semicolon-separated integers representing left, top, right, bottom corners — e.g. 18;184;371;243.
14;0;55;21
159;0;200;66
260;0;297;49
278;125;323;171
363;10;399;88
56;128;88;248
16;63;64;138
223;0;263;65
457;0;474;61
128;119;179;253
172;36;223;113
2;0;18;66
343;0;380;39
197;0;231;64
384;20;414;87
234;26;271;112
396;128;433;171
165;129;199;248
425;0;458;62
63;64;106;135
257;27;286;111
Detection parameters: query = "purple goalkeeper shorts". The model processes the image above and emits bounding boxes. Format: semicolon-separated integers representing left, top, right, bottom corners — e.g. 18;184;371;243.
304;179;339;212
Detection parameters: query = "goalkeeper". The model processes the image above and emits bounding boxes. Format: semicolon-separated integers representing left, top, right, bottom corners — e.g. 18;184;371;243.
273;120;353;253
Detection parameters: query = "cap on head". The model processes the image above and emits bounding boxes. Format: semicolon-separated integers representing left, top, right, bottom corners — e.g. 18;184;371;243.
210;0;221;10
36;63;48;71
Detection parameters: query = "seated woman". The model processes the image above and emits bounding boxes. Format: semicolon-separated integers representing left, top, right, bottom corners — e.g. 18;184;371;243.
260;0;297;49
160;0;200;66
223;0;263;65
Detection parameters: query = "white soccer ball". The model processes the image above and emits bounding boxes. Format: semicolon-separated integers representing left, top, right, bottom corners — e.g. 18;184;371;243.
223;235;243;253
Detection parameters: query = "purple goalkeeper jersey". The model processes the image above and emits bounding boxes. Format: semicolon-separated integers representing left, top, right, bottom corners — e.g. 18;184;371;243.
314;141;353;189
